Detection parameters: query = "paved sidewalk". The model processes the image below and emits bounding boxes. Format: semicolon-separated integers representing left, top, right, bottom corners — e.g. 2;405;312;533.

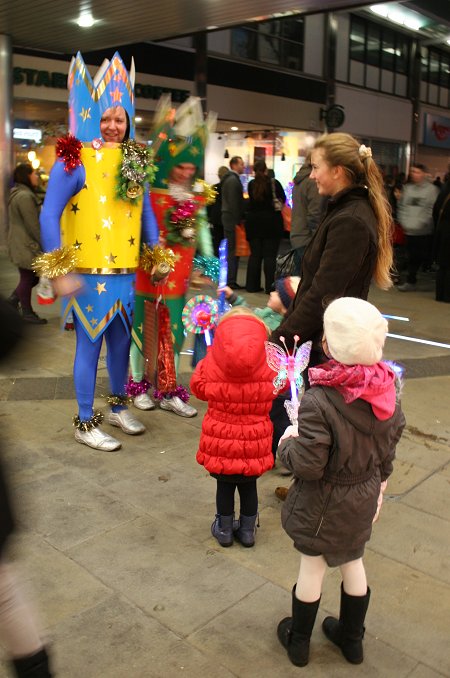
0;256;448;677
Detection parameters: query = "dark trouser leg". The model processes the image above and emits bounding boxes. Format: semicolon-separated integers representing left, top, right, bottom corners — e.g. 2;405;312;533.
15;268;39;310
270;392;291;457
263;237;281;292
216;479;236;515
293;246;306;275
245;237;263;291
237;479;258;516
222;214;239;286
212;224;224;257
406;235;430;284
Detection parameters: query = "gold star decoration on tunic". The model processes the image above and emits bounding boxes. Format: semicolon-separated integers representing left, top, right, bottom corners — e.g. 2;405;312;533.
95;282;107;295
128;236;135;246
106;253;117;264
126;210;132;219
99;195;107;204
95;151;103;163
167;280;176;290
90;318;98;327
70;202;80;214
94;234;101;241
102;217;113;230
110;87;123;103
138;323;143;333
86;305;93;312
102;172;109;179
79;107;91;122
173;252;182;263
73;240;82;249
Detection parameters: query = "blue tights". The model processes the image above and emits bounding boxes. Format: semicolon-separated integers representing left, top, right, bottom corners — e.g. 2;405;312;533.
73;315;130;421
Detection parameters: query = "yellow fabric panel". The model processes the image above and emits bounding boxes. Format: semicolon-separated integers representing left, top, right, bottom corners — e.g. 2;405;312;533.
60;147;142;270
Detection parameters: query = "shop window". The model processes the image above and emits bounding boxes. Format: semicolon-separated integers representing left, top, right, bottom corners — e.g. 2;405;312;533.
367;25;381;67
231;26;257;60
350;17;365;63
381;29;395;71
230;16;304;72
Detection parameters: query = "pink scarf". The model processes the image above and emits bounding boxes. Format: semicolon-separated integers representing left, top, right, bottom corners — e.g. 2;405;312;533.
308;360;397;420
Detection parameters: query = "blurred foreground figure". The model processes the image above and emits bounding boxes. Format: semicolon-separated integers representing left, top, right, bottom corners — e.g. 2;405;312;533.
0;297;52;677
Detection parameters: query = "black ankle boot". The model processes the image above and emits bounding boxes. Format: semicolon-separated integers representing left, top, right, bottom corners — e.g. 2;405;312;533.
12;647;52;677
234;514;258;547
21;309;48;325
277;585;320;667
322;583;371;664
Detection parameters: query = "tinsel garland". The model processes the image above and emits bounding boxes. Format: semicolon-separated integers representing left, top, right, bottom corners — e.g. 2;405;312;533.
73;410;104;432
194;180;217;206
116;140;157;203
125;376;151;397
104;394;133;407
33;246;78;279
153;385;190;403
139;244;176;275
192;255;220;283
56;134;83;173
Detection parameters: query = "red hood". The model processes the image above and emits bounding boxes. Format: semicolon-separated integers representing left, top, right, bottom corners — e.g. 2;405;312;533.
210;315;269;380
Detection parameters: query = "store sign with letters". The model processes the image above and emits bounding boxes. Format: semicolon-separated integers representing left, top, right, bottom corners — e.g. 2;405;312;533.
423;113;450;149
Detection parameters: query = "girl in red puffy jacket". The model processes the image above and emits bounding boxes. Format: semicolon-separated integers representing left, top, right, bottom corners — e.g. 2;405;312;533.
190;307;276;548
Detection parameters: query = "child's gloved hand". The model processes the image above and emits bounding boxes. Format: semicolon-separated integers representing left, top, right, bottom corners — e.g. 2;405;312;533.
217;285;233;299
278;424;299;445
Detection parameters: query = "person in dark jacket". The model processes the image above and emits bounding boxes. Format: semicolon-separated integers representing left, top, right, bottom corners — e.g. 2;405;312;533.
191;307;276;548
290;155;327;274
432;178;450;302
7;164;47;324
276;297;405;668
207;165;228;256
271;134;393;360
0;297;53;676
221;156;245;289
244;160;286;293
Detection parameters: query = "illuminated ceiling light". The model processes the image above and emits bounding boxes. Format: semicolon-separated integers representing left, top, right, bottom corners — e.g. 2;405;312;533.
370;4;389;18
370;3;424;31
27;150;36;161
447;37;450;45
230;126;238;131
77;13;96;28
31;159;40;170
135;117;143;123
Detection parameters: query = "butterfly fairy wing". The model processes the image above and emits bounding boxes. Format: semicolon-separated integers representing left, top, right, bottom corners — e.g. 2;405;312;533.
294;340;313;374
273;368;288;394
265;341;288;373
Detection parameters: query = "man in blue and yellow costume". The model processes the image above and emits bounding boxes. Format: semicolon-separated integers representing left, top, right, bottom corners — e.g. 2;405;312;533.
38;52;159;451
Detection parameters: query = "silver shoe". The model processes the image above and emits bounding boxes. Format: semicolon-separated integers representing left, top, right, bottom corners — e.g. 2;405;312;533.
134;392;155;411
74;426;121;451
159;395;197;418
108;409;146;434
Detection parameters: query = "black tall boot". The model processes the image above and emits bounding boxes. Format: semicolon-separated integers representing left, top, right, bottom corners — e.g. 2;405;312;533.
7;293;20;310
277;585;320;667
322;583;371;664
11;647;52;677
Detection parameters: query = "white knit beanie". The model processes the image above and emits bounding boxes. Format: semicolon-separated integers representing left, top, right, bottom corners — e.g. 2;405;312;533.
323;297;388;366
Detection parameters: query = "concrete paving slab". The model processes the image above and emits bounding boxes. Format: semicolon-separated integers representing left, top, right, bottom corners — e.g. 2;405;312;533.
385;458;436;495
10;534;111;629
68;515;266;638
14;468;142;551
401;471;450;522
401;377;450;442
396;432;450;472
49;595;236;678
369;503;450;585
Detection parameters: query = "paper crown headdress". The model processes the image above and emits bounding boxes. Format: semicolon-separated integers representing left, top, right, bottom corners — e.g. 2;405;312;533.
151;95;216;189
68;51;135;142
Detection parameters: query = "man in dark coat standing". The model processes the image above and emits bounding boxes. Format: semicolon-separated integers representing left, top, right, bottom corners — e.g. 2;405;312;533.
290;155;327;274
221;156;245;289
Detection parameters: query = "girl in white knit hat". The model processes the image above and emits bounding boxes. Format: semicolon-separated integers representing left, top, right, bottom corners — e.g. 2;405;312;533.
276;297;405;668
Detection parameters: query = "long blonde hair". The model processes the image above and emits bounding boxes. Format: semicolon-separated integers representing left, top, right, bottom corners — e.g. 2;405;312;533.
314;132;393;290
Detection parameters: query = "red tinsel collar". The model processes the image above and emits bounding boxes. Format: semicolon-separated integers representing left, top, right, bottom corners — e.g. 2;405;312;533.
56;134;83;173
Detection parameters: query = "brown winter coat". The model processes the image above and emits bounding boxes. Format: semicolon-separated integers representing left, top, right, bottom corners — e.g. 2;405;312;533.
271;185;378;350
279;386;405;558
7;184;42;269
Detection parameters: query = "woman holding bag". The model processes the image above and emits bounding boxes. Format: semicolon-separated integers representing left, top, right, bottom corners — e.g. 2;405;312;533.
245;160;286;293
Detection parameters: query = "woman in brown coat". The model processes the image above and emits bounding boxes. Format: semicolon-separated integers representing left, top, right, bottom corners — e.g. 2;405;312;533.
7;164;47;324
271;134;393;359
